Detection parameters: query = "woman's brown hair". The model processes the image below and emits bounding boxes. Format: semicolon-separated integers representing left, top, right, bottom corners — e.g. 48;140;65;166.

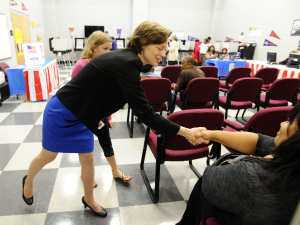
127;21;172;53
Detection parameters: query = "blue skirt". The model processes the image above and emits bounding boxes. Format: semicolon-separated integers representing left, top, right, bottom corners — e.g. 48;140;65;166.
42;94;94;153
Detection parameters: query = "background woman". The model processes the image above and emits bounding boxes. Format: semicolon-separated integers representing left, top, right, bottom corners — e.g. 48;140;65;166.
72;31;131;187
23;21;200;218
193;39;202;65
205;45;218;60
177;104;300;225
167;35;179;65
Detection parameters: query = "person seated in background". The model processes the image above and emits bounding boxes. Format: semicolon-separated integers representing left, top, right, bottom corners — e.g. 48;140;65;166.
174;55;205;92
274;50;298;65
222;47;229;59
140;64;161;79
205;45;218;60
176;104;300;225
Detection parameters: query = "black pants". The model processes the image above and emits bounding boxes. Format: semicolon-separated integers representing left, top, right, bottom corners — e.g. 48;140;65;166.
176;177;218;225
97;117;114;157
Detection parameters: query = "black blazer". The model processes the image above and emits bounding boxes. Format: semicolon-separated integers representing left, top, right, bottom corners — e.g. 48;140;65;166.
56;48;180;136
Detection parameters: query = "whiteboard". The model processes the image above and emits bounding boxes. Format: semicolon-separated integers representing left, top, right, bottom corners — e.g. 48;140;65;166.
0;13;12;60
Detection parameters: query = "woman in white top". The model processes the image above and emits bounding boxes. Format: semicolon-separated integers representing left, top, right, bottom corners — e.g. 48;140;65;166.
199;39;210;66
168;36;179;65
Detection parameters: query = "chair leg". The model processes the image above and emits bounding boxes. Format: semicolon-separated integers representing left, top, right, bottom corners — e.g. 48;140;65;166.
140;134;163;203
140;128;150;171
189;161;201;178
225;109;228;119
235;109;246;125
241;109;248;123
126;107;134;138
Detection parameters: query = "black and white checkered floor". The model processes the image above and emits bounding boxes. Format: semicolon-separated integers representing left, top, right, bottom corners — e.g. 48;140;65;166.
0;64;257;225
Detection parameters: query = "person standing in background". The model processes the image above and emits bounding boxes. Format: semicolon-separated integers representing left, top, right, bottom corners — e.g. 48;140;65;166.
168;36;179;65
111;37;117;51
199;39;210;66
193;39;202;65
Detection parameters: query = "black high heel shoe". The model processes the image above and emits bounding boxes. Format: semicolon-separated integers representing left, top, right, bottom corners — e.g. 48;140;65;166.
82;196;107;217
22;175;33;205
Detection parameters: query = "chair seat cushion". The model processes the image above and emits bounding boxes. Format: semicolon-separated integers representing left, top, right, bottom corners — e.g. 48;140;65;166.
176;98;212;109
148;131;209;161
152;103;167;112
219;96;252;109
223;119;244;130
260;95;288;107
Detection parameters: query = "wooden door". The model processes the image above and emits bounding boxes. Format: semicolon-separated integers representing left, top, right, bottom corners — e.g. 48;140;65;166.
11;12;31;64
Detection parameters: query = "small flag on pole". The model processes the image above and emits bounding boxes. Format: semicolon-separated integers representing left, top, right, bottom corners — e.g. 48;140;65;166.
22;3;28;10
270;31;281;40
263;39;277;46
27;45;37;53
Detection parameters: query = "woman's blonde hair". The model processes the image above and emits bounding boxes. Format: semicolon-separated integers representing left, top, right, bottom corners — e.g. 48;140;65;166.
127;21;172;53
81;31;112;60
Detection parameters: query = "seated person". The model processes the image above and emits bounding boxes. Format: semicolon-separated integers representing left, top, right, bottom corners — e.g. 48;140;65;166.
274;50;298;65
205;45;218;60
222;47;229;59
176;104;300;225
174;55;205;91
140;64;161;79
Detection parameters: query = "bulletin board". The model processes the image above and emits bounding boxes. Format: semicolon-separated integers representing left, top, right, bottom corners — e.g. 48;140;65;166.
0;13;12;60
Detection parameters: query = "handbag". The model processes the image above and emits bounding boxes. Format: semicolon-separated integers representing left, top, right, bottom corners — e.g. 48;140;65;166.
191;51;195;58
213;152;247;166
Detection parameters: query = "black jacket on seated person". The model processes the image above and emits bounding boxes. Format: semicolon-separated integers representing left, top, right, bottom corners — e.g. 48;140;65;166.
56;48;180;136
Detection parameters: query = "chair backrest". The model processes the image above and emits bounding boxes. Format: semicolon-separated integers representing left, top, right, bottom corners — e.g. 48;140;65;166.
161;65;182;83
184;77;220;104
267;78;300;101
165;109;224;150
226;67;251;87
228;77;263;101
0;62;10;75
199;66;218;78
244;106;292;137
254;67;278;85
141;78;171;105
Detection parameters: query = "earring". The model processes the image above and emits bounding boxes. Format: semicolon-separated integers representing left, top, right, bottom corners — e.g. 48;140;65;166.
141;51;143;54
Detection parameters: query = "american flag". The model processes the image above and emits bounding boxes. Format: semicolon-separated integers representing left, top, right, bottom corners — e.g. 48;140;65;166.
27;45;37;53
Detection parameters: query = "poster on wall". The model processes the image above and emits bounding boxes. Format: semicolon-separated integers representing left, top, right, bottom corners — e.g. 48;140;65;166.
117;29;122;38
22;42;45;67
297;40;300;51
14;28;24;55
249;26;263;37
291;19;300;36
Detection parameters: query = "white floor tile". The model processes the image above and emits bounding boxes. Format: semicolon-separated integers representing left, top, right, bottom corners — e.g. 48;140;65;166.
0;213;47;225
13;102;47;112
0;113;10;123
35;113;43;125
0;125;33;144
4;143;63;170
120;201;186;225
48;165;118;213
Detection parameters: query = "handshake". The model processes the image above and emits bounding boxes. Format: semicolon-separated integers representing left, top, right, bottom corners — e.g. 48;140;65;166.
179;127;211;146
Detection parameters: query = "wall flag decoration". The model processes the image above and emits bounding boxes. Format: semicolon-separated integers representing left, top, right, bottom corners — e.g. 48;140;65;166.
117;29;122;38
31;21;36;28
69;28;74;39
225;37;234;42
297;39;300;51
270;31;280;40
37;35;42;41
263;39;277;46
22;3;28;11
188;36;198;41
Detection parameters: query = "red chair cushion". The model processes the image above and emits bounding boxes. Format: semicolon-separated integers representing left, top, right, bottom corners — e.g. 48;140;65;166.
219;96;252;109
260;95;288;107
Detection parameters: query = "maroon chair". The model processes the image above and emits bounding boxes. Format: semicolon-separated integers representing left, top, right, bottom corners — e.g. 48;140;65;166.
127;78;172;138
0;62;10;82
223;106;292;136
219;67;251;90
259;78;300;108
200;217;221;225
160;65;182;88
199;66;218;78
219;77;263;123
175;77;220;110
254;67;278;91
140;109;224;202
